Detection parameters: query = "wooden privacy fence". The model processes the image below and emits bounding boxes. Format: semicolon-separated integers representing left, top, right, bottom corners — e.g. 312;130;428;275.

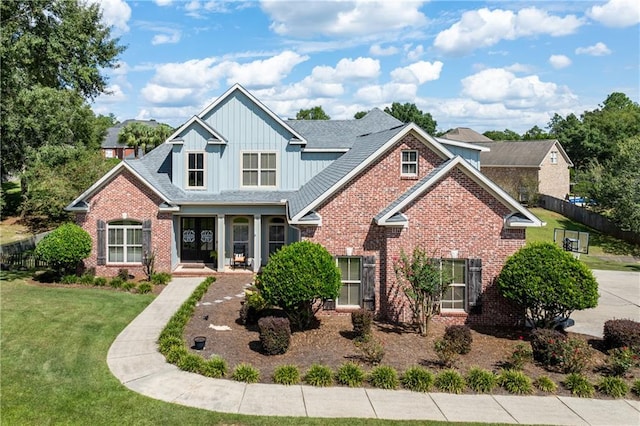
538;195;640;245
0;232;51;270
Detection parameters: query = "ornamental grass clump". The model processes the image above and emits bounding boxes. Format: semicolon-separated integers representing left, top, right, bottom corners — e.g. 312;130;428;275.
273;365;300;385
466;367;498;393
632;380;640;397
498;370;534;395
335;362;365;387
563;373;595;398
534;376;558;393
304;364;333;387
231;363;260;383
368;365;399;390
597;376;628;398
401;366;433;393
178;353;203;373
434;369;466;394
201;356;227;378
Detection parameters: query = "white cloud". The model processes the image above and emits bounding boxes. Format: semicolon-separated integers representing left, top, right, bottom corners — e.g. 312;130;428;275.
153;57;220;88
434;7;584;55
225;51;310;87
406;44;424;61
151;28;182;45
90;0;131;34
549;54;572;69
154;0;172;5
97;84;128;103
141;84;196;106
261;0;427;37
370;44;398;56
311;57;380;82
354;83;418;104
505;63;534;73
587;0;640;27
390;61;443;85
575;42;612;56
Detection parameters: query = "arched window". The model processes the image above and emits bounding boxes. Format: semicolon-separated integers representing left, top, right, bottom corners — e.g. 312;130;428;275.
107;220;142;263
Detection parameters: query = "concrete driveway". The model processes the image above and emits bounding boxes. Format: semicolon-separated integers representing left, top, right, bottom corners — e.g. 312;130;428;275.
569;270;640;337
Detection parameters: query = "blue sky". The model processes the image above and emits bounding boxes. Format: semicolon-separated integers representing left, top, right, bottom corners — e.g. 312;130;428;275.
93;0;639;133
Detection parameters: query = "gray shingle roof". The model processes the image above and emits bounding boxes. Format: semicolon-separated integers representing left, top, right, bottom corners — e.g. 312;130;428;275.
288;108;403;150
474;140;567;167
101;119;161;149
288;124;408;218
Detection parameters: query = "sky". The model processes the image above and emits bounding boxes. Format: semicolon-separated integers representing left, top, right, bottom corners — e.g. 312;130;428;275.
92;0;640;134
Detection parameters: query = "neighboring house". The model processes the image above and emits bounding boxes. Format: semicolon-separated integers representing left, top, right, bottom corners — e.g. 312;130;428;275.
441;127;493;143
67;84;544;327
472;140;574;202
101;119;160;159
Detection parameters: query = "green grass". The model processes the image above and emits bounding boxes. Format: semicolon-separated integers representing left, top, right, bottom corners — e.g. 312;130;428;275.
527;208;640;272
2;276;486;426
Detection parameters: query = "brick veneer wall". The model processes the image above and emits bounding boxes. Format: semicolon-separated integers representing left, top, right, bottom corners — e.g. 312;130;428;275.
300;133;526;327
538;149;571;199
74;169;173;278
479;167;539;201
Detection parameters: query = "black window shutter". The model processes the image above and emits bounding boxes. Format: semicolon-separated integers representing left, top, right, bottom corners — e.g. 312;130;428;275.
467;258;482;313
96;220;106;265
362;255;376;311
142;220;152;259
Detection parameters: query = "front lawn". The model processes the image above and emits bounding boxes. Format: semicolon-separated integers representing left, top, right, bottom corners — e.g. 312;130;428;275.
0;274;460;426
527;208;640;272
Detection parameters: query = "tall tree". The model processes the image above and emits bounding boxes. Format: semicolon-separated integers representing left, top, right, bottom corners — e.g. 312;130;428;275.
384;102;437;134
354;111;368;119
296;106;330;120
482;129;521;141
522;125;551;140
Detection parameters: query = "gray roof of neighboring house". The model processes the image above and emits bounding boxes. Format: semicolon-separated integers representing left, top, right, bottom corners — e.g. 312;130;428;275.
441;127;493;143
101;119;161;149
288;108;403;150
473;140;573;167
288;124;408;218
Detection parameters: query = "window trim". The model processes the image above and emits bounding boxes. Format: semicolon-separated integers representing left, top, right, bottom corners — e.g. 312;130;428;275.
241;151;278;188
185;151;206;189
336;256;362;308
107;220;143;264
401;150;419;177
267;217;286;256
440;258;467;312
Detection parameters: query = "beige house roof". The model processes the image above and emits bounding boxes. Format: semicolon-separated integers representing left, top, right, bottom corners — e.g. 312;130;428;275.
441;127;493;142
473;140;574;167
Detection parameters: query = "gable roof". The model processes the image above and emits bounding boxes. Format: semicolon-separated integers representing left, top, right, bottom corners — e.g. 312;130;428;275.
474;140;574;167
441;127;493;143
101;119;161;149
166;116;227;144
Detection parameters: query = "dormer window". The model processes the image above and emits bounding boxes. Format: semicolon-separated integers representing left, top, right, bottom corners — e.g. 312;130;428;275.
401;150;418;177
187;152;205;188
242;152;276;187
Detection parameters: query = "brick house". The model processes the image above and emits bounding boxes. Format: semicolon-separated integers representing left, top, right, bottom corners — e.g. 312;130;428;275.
67;84;544;326
101;119;160;160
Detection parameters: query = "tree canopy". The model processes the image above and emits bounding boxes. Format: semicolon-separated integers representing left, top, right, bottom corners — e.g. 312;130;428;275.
384;102;437;134
117;122;174;158
482;129;521;141
296;106;330;120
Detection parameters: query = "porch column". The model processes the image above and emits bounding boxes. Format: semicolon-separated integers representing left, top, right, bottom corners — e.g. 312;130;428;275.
217;215;225;271
253;215;261;272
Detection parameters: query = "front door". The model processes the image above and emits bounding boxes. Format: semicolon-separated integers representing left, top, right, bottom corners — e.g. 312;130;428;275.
181;217;215;262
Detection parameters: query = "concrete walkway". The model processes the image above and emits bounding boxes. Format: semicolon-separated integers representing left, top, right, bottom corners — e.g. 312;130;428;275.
107;277;640;425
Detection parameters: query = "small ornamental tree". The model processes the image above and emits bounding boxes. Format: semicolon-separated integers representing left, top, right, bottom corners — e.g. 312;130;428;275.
257;241;341;330
497;242;598;329
394;248;452;336
34;223;92;276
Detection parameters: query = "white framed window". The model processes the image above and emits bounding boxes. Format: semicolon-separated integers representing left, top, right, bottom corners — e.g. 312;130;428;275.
186;152;205;188
441;259;466;311
550;151;558;164
104;149;114;158
268;217;286;256
242;152;277;187
336;257;361;307
107;220;142;263
401;150;418;176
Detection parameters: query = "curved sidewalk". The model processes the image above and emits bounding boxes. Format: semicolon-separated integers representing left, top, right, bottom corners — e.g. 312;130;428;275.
107;277;640;424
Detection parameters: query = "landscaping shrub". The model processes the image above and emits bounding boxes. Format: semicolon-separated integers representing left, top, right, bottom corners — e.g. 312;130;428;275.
61;274;79;284
498;370;533;395
158;336;183;354
443;325;473;355
137;282;153;294
201;356;227;378
434;369;466;394
597;376;628;398
632;380;640;397
151;272;172;286
165;346;188;364
335;362;365;387
239;289;268;325
608;347;639;376
368;365;399;390
109;277;124;289
563;373;595;398
466;367;497;393
354;334;385;365
304;364;333;387
530;328;567;366
556;338;594;374
93;277;107;286
34;223;92;276
78;273;95;285
231;363;260;383
603;319;640;350
257;241;341;330
122;281;136;292
497;242;598;329
178;353;203;373
534;376;558;393
351;309;373;339
273;365;300;385
117;268;129;281
507;342;533;370
401;366;433;393
434;339;459;368
258;316;291;355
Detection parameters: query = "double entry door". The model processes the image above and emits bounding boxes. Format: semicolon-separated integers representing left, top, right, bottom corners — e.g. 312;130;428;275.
181;217;215;262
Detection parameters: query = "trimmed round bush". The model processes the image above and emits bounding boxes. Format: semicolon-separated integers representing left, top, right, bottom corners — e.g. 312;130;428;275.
335;362;365;387
304;364;333;387
603;319;640;350
273;365;301;385
497;242;598;329
351;309;373;338
434;369;466;394
34;223;91;275
258;316;291;355
466;367;497;393
257;241;341;330
231;363;260;383
401;366;433;393
368;365;399;390
443;325;473;355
